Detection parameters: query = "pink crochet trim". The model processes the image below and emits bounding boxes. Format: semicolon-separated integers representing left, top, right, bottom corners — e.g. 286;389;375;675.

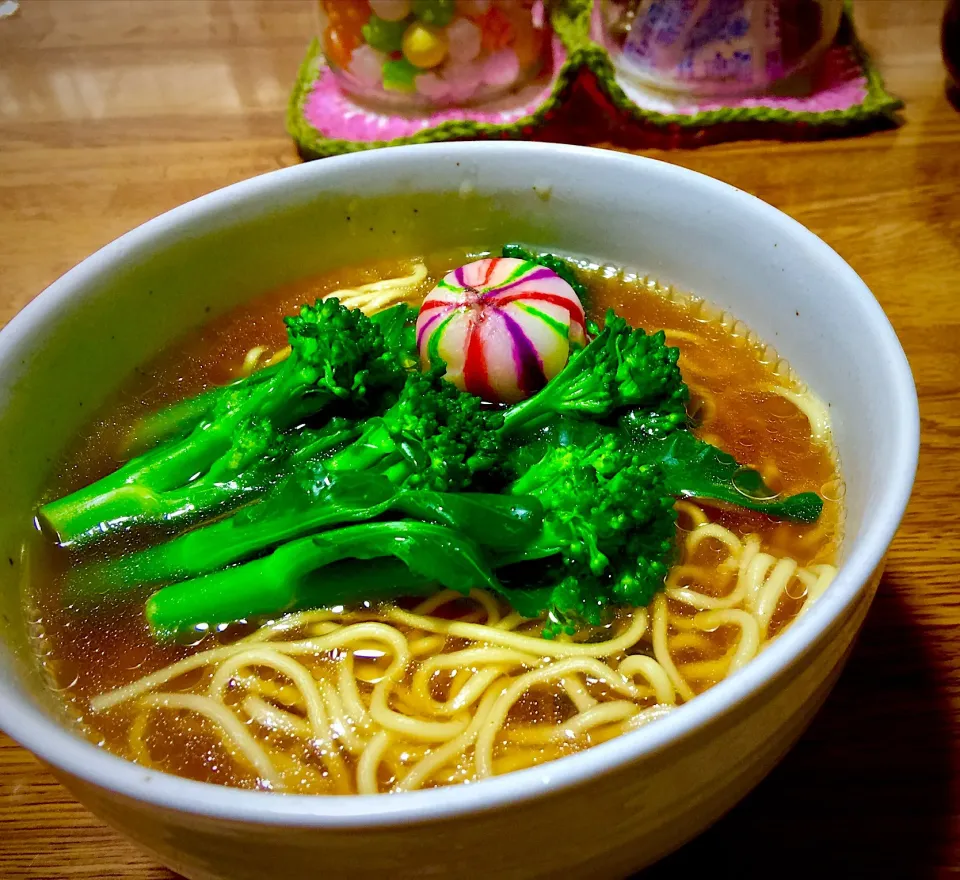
641;45;868;115
303;39;568;143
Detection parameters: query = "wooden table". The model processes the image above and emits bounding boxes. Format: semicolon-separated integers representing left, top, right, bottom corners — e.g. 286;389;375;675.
1;1;958;876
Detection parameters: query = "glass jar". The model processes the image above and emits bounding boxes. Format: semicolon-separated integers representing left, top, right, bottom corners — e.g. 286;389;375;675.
599;0;844;98
318;0;553;112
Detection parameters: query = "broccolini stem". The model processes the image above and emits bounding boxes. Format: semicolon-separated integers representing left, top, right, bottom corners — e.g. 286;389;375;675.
42;476;268;552
289;424;360;463
120;362;285;457
38;365;330;547
120;391;218;458
144;521;487;640
71;477;542;601
498;346;599;435
74;489;397;598
147;554;436;641
323;422;397;473
499;391;552;436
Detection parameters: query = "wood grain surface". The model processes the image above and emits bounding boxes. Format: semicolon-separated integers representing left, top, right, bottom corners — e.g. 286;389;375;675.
1;1;958;876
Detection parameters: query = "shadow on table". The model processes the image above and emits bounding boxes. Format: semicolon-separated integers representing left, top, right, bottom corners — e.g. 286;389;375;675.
638;570;953;878
947;81;960;112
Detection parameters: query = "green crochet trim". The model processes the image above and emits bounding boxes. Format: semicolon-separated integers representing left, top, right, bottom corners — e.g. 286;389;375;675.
287;36;589;160
576;0;903;128
288;0;902;159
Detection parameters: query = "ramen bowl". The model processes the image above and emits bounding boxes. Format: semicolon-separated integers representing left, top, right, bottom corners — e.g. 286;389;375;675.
0;143;918;879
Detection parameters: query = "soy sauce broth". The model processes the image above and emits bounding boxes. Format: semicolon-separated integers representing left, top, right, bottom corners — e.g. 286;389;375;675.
25;249;841;788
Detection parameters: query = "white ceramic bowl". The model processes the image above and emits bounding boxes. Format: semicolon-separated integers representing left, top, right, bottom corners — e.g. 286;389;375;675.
0;143;918;880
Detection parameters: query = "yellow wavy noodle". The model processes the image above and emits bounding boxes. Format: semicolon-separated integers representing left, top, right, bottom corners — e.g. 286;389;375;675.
90;507;834;795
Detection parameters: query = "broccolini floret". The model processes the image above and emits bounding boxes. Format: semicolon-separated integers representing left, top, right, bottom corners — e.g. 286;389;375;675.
495;416;822;635
323;367;503;492
499;429;677;636
120;303;418;457
501;310;688;438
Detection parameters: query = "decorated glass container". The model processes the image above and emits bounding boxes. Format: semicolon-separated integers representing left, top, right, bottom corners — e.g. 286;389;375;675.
318;0;553;111
599;0;844;97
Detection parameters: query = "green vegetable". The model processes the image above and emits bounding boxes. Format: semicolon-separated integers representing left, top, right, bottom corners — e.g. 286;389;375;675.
145;521;500;640
496;427;677;635
490;417;821;634
38;299;407;547
69;366;512;596
121;385;221;458
141;411;823;639
321;366;503;491
49;259;830;642
501;309;688;437
119;304;416;458
635;429;824;523
362;14;410;53
369;303;419;367
73;470;542;597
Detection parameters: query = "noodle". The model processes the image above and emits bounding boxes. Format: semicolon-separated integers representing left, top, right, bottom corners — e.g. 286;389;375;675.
235;263;429;377
137;693;281;788
356;730;393;795
474;657;641;778
383;607;649;659
89;621;411;711
88;510;836;794
562;676;599;712
395;687;504;793
243;694;312;738
318;679;365;754
753;558;799;636
694;609;761;673
324;263;428;314
618;655;676;705
769;386;832;444
652;594;697;703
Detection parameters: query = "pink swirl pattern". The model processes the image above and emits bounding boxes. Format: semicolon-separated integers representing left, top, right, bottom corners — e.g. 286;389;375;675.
417;257;586;404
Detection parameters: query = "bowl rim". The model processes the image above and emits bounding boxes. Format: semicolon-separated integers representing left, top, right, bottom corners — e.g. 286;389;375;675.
0;142;919;827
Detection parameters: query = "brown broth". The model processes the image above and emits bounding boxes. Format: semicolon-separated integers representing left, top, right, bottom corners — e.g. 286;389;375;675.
26;250;841;793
